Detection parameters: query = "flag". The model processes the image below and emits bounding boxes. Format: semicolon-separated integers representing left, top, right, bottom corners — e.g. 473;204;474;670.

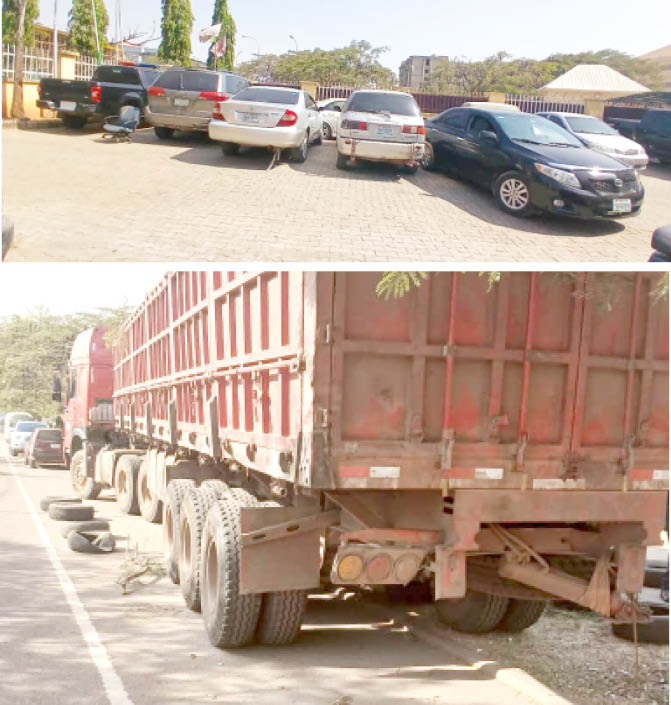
213;34;227;58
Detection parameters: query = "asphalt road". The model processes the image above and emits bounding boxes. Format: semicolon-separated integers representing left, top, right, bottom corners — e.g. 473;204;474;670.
0;444;550;705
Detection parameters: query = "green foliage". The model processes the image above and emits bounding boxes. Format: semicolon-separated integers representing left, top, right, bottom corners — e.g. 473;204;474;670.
159;0;194;66
2;0;39;45
0;306;131;419
208;0;235;71
376;272;428;300
68;0;109;55
237;41;397;88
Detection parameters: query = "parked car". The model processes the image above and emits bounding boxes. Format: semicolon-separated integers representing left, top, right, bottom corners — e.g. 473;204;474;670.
607;110;671;164
317;98;346;140
423;106;645;219
336;90;425;173
208;86;323;163
145;68;249;139
3;411;33;442
9;421;47;456
24;427;63;468
538;112;648;168
37;63;161;129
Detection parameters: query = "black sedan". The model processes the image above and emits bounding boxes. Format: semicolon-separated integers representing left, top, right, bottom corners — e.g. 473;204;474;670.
423;106;644;219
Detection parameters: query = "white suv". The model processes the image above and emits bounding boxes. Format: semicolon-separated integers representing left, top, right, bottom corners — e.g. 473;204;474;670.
336;90;425;173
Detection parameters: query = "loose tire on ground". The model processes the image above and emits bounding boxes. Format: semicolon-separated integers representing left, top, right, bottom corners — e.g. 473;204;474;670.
67;530;116;554
164;478;195;584
137;459;162;523
496;599;547;633
70;450;102;499
200;495;262;648
60;519;110;538
115;455;143;515
256;499;308;645
40;496;82;511
436;590;510;634
49;502;95;521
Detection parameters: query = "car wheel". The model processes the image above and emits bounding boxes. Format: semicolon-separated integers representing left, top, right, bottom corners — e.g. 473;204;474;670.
494;171;535;217
336;152;349;170
422;142;438;171
323;123;332;140
314;129;322;146
154;126;174;140
401;164;418;175
289;132;309;163
221;142;239;156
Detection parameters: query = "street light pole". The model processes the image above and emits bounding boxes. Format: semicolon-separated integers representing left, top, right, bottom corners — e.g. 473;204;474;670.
241;34;260;75
289;34;298;52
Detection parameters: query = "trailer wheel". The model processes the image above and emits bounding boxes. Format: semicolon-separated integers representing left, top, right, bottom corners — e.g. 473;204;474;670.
435;590;510;634
256;499;308;645
164;478;195;584
115;455;142;515
496;599;547;633
137;459;162;523
179;487;221;611
70;450;102;500
48;502;95;521
200;495;262;648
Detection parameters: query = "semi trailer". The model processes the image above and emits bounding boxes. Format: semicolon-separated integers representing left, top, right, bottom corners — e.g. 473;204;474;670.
69;271;669;647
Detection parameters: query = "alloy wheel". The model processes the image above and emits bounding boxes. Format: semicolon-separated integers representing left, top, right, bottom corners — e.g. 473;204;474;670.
500;178;529;210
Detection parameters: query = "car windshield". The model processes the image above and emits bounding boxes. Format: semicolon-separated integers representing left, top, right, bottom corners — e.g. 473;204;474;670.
566;116;618;135
346;92;420;117
232;87;300;105
496;114;583;147
16;422;45;432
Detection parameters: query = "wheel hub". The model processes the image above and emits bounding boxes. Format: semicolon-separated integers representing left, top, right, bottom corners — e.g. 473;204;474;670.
500;178;529;210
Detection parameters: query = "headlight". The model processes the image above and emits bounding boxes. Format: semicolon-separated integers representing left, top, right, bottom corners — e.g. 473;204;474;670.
588;142;616;154
534;163;581;188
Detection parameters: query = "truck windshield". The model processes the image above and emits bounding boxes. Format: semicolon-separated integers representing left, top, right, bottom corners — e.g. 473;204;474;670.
496;114;583;147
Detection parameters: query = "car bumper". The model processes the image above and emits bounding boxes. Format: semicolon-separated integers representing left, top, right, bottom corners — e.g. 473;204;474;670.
337;136;425;163
613;154;649;169
33;450;63;464
145;108;209;132
37;100;96;116
208;120;303;149
529;178;644;220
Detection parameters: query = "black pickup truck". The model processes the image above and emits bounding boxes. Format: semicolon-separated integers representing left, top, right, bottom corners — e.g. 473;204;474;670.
37;64;161;128
607;109;671;164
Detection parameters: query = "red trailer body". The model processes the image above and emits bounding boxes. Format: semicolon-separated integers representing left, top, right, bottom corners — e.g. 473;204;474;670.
106;272;668;638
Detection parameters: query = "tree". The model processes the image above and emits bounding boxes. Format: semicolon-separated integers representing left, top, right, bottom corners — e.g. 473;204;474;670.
208;0;235;71
159;0;193;66
68;0;110;56
5;0;35;119
2;0;38;44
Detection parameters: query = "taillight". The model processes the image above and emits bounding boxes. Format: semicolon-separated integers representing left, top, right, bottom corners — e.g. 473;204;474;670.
277;110;298;127
212;103;226;121
148;85;165;97
341;119;368;130
402;125;426;135
200;91;227;101
90;84;101;103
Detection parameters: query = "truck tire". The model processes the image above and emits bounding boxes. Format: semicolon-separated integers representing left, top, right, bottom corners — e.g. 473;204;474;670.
137;459;162;523
61;114;86;129
70;450;102;500
60;519;110;538
200;479;229;498
115;455;142;515
435;590;510;634
67;530;116;554
164;478;195;584
256;499;308;645
496;599;547;633
48;502;95;521
179;487;221;611
200;495;262;648
40;496;82;512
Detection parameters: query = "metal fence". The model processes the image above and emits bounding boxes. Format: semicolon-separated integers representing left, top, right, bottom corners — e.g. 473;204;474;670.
74;52;117;80
317;84;354;101
2;42;54;81
505;94;585;114
412;92;488;114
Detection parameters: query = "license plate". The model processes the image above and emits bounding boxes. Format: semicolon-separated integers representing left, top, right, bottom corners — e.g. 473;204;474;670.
174;98;189;107
50;443;60;449
241;113;261;123
60;101;76;111
612;198;631;213
376;126;394;137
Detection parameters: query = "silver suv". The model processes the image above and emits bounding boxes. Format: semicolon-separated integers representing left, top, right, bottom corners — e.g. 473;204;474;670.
145;68;249;139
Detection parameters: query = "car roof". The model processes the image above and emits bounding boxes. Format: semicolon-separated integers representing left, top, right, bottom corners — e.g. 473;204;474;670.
348;89;414;97
539;111;596;118
248;85;302;92
461;102;520;111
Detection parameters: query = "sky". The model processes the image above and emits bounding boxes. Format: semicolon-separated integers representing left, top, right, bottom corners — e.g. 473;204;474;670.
39;0;671;73
0;264;167;316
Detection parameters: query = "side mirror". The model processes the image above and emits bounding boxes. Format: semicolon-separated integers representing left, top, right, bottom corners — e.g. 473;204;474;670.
479;130;498;145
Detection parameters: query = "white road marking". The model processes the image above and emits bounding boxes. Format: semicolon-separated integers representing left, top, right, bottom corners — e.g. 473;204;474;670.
6;451;134;705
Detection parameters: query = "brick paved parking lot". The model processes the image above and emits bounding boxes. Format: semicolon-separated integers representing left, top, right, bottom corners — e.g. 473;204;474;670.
3;125;670;262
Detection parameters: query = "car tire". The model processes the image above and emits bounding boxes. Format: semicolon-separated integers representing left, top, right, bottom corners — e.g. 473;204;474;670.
401;164;418;175
221;142;239;156
289;132;309;163
336;152;349;170
323;123;332;140
422;142;438;171
314;129;322;146
61;114;86;129
154;126;174;140
494;171;535;217
70;449;102;500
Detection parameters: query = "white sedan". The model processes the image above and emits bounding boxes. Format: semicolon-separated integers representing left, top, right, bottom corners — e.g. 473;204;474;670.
317;98;346;140
208;86;323;163
336;90;425;173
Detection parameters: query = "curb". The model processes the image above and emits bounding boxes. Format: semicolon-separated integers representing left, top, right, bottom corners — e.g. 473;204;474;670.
3;118;62;129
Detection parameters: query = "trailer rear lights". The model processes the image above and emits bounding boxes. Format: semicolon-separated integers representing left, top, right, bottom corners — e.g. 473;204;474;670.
366;553;392;582
394;554;422;584
337;554;364;581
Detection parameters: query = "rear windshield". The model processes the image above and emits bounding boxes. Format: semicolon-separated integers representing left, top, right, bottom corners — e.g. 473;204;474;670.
346;92;420;117
37;429;61;441
232;87;300;105
139;69;161;87
93;66;142;85
155;70;182;90
566;116;618;135
182;71;219;92
16;422;45;432
495;113;583;147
